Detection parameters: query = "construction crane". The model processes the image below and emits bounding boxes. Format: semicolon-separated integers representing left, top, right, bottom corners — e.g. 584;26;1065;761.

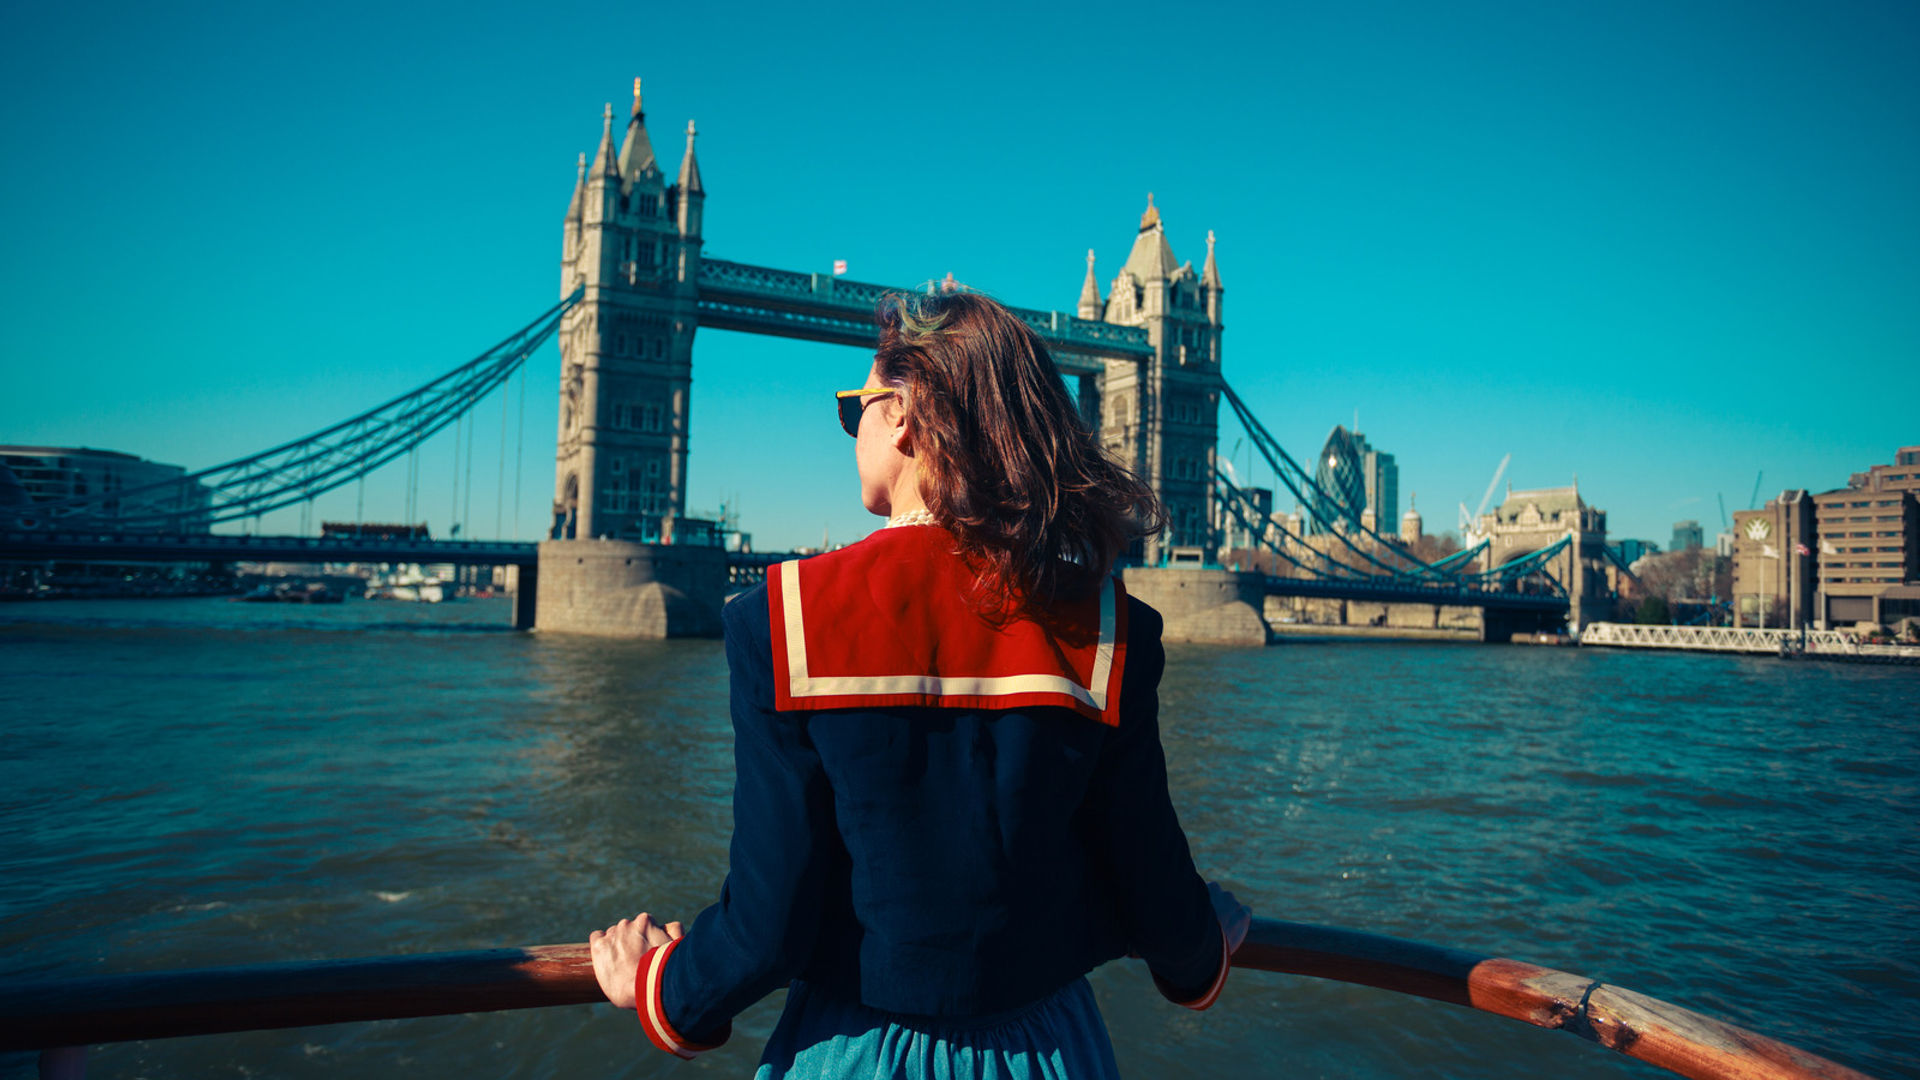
1718;493;1730;531
1458;453;1511;542
1748;470;1764;510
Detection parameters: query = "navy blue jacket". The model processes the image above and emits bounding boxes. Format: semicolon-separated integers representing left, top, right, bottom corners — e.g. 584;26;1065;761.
641;579;1226;1053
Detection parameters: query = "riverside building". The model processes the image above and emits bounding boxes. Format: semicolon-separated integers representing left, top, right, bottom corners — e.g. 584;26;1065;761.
0;445;210;530
1812;446;1920;627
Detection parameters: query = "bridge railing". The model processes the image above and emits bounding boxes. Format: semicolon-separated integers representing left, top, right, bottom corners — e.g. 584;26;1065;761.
0;918;1875;1080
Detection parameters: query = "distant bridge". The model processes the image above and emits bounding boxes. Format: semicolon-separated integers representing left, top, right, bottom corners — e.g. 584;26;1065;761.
0;529;540;568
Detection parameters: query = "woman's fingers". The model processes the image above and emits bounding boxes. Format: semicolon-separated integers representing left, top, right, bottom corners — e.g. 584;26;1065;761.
665;920;685;940
586;914;666;1010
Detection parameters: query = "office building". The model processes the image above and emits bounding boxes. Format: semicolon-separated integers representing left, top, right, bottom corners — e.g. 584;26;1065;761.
0;446;211;531
1813;446;1920;627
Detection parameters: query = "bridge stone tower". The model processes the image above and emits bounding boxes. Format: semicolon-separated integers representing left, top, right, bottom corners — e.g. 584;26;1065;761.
553;79;705;540
1081;196;1224;561
1476;484;1612;630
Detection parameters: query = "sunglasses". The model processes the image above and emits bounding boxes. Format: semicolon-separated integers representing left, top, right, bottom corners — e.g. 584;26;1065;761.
834;387;896;437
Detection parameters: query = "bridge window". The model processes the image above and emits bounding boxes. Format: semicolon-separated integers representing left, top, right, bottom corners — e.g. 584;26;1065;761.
611;458;624;474
642;404;661;432
647;459;661;479
653;338;665;359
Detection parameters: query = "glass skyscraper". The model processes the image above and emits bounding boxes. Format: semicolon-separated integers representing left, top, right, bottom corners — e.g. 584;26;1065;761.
1306;425;1397;536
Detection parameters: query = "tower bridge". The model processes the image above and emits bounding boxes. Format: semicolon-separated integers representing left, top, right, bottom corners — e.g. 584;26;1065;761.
3;76;1613;638
549;81;1220;561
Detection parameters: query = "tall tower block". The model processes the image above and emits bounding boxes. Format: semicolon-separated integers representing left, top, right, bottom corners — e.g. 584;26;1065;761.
552;79;706;540
1085;196;1224;560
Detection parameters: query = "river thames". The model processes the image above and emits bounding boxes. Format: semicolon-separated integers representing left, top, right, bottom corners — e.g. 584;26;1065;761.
1;597;1913;1079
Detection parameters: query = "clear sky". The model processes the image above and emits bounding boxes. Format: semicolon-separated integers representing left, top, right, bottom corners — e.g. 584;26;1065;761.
2;0;1914;551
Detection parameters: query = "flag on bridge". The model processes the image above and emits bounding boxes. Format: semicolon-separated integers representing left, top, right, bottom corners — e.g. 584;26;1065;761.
1762;543;1779;558
833;260;847;276
1820;538;1838;555
1795;542;1811;556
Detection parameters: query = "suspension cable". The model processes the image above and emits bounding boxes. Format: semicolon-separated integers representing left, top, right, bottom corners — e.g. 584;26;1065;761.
513;366;526;541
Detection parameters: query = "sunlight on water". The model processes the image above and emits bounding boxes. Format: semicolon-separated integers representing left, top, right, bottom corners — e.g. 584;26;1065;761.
1;598;1913;1078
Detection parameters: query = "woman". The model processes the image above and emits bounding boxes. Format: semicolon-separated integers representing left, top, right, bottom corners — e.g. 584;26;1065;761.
589;289;1251;1077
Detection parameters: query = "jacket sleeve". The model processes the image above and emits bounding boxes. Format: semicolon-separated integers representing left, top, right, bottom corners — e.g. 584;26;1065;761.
637;585;837;1056
1082;599;1231;1009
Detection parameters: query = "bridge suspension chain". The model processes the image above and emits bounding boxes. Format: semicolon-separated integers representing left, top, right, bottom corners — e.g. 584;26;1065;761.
1219;381;1462;582
1216;382;1574;597
15;287;583;532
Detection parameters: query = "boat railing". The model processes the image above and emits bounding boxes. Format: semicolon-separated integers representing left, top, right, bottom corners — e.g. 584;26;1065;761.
0;917;1876;1080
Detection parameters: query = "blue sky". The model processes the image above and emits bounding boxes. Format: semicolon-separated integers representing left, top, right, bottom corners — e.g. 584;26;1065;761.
2;0;1914;551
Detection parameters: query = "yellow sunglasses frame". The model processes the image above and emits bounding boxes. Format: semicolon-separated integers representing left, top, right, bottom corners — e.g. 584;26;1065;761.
835;387;896;437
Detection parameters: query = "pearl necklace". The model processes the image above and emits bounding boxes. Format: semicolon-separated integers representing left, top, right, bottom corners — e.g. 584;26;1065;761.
886;508;937;529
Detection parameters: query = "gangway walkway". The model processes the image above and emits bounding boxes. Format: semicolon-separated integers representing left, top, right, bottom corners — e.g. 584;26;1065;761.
1580;622;1920;663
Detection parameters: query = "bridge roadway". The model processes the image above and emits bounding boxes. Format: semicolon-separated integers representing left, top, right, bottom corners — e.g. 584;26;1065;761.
1256;574;1569;614
695;259;1153;374
0;529;789;577
0;530;542;568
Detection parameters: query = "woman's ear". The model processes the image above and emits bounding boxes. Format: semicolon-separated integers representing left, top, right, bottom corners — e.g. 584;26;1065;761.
889;407;914;456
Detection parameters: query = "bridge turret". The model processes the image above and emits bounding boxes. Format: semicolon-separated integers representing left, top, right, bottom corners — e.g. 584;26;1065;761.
673;119;704;240
1201;229;1224;330
1076;250;1101;321
561;152;585;294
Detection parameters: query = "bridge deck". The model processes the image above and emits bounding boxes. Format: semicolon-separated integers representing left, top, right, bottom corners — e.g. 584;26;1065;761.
696;259;1150;372
1258;574;1569;612
0;531;543;567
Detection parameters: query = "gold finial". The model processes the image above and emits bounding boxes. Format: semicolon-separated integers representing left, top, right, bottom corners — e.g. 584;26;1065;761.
687;118;697;138
1207;229;1216;249
632;77;643;115
602;102;613;124
1139;192;1160;231
575;151;586;177
1086;248;1095;269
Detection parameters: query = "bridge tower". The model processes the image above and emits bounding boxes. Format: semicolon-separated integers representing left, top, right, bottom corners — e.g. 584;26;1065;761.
1476;483;1612;630
553;79;705;540
1083;196;1224;561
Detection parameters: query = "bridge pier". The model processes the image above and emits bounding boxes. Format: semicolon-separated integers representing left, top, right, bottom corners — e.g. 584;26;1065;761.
533;540;726;638
1480;606;1564;643
1122;567;1269;645
510;563;538;631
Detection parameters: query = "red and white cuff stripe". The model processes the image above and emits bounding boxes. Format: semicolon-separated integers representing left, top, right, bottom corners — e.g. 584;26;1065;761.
1155;921;1232;1011
634;936;731;1059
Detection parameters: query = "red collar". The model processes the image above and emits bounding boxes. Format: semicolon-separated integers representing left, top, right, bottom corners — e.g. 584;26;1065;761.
766;526;1128;726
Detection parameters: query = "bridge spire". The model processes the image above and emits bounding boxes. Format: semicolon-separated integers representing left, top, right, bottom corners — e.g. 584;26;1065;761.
565;152;586;222
1202;229;1222;290
677;119;703;196
618;76;658;180
590;102;618;181
1123;193;1177;282
1077;249;1101;320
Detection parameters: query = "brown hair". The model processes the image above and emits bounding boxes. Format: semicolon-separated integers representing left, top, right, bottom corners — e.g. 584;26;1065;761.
873;288;1165;615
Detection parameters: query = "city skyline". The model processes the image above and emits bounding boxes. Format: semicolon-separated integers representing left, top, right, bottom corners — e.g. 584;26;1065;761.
2;1;1915;552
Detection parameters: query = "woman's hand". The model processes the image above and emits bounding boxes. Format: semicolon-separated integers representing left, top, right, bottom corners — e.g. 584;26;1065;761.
589;912;684;1009
1206;881;1252;955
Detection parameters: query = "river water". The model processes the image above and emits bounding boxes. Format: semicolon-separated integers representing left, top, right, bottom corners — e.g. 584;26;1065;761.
1;597;1913;1079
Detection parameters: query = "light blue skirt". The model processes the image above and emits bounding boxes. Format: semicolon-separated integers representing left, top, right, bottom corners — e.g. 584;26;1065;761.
753;977;1121;1080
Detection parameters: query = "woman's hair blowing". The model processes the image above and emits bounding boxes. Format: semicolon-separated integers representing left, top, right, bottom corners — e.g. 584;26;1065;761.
873;289;1165;614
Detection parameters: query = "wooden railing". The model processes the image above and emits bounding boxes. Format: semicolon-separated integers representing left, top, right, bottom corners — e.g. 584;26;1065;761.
0;918;1876;1080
